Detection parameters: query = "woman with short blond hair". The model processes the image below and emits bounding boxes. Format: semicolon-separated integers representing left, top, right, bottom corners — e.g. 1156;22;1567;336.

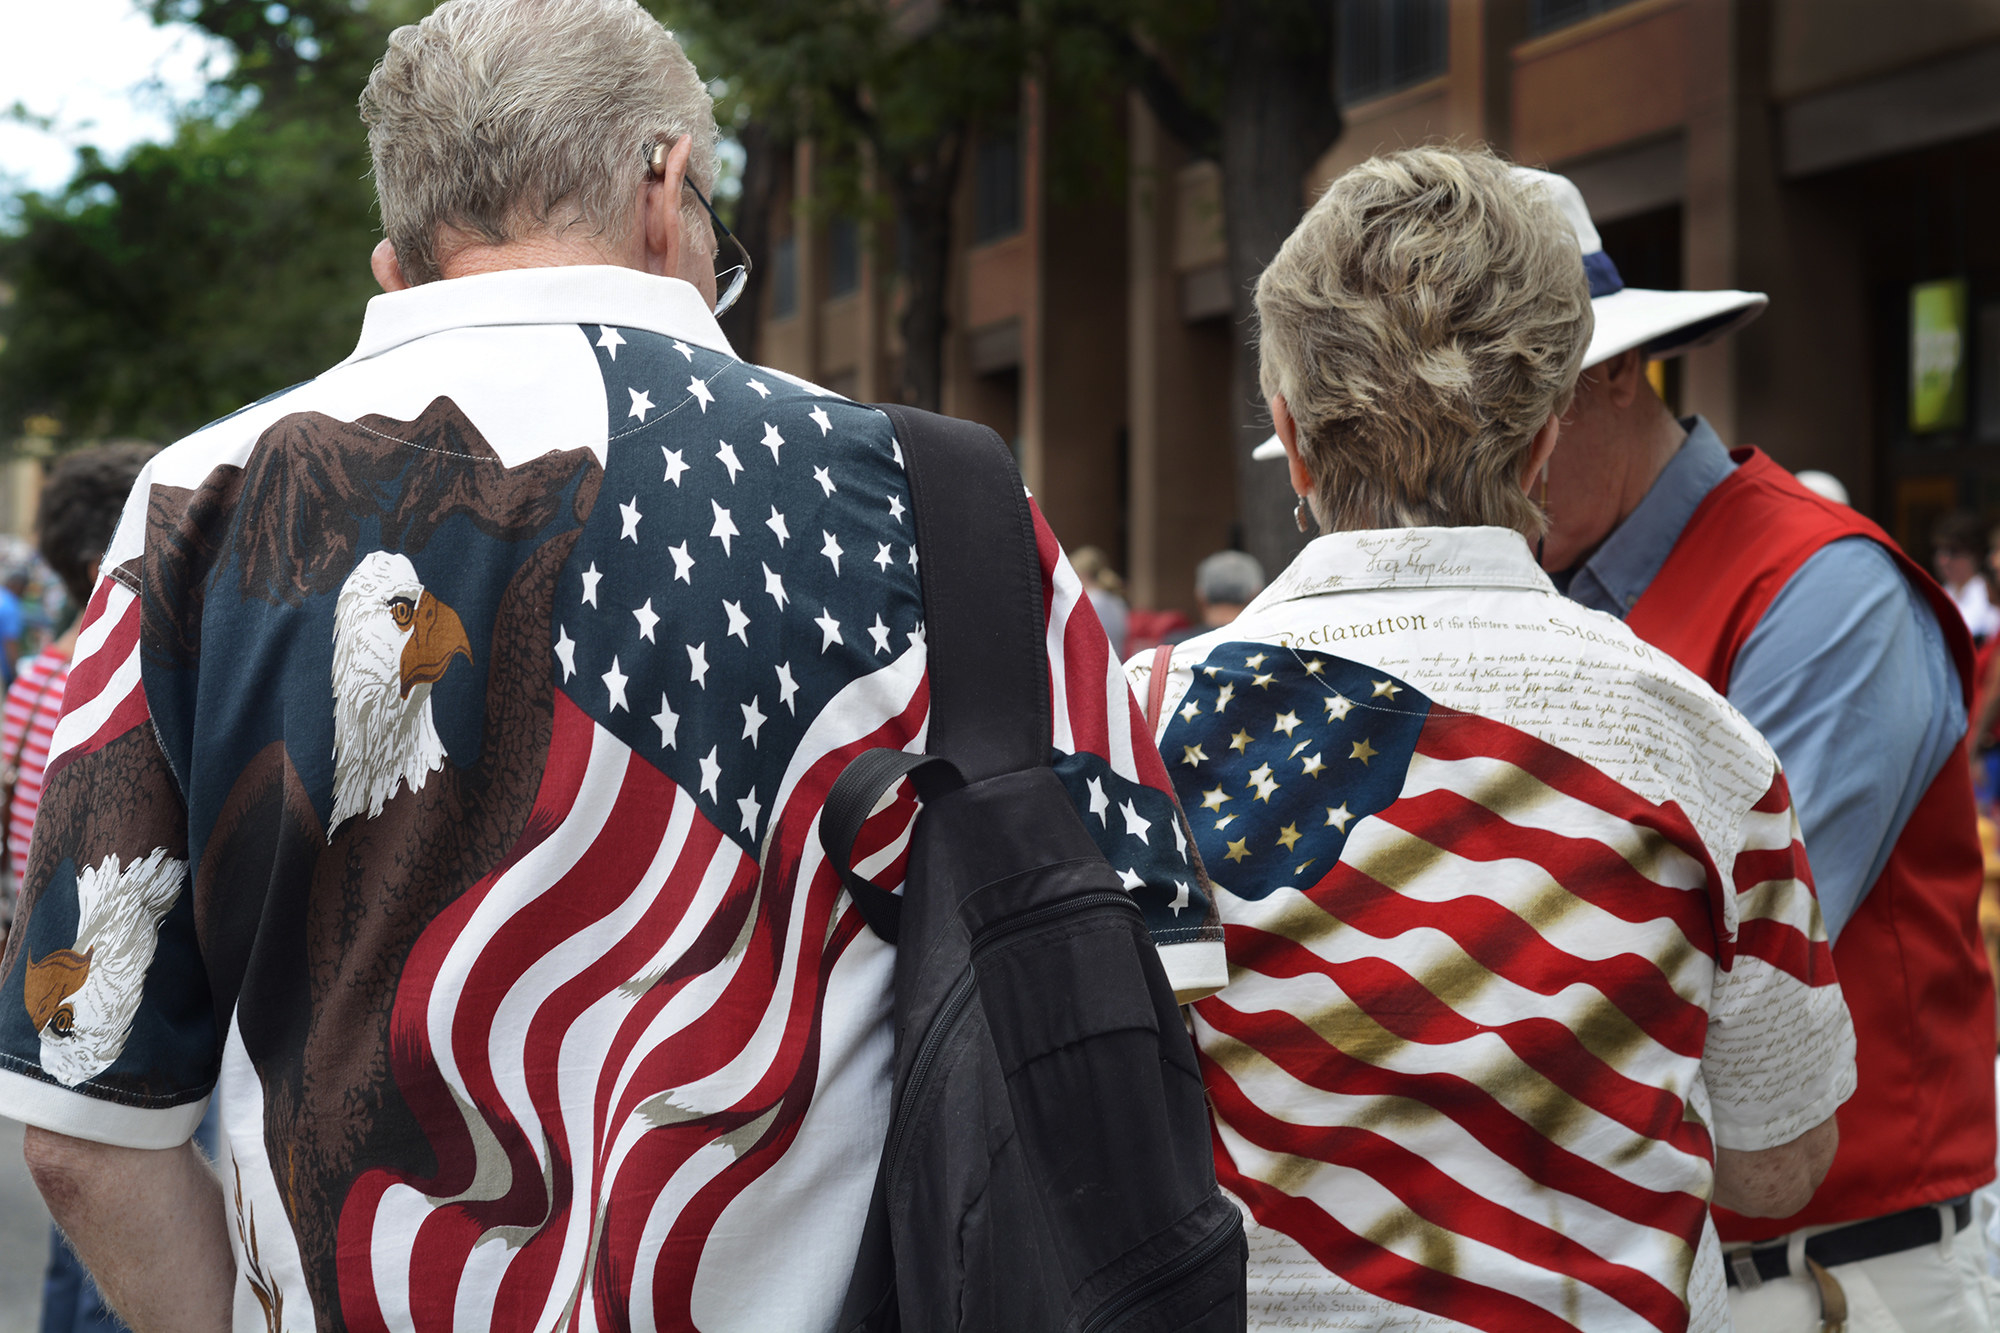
1131;145;1855;1332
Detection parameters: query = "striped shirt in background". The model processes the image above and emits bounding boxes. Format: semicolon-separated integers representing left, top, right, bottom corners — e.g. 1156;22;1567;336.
1;648;70;895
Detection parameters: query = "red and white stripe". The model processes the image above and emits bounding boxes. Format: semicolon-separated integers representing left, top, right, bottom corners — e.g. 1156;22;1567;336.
2;649;72;889
335;645;930;1332
1197;704;1846;1333
44;579;147;783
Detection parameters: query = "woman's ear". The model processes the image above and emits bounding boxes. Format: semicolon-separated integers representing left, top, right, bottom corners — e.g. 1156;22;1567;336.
1270;394;1311;499
1521;411;1560;490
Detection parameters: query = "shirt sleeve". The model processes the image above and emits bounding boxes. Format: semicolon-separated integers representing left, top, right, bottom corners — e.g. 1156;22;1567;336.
1700;769;1857;1151
1031;501;1226;1002
0;571;212;1149
1728;537;1964;940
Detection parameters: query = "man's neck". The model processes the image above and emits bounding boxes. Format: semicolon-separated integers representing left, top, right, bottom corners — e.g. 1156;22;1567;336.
1613;404;1691;533
438;234;627;280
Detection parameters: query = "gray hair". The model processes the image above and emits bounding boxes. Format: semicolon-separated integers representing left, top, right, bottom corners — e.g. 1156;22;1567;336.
1195;550;1264;607
1256;145;1592;539
361;0;718;285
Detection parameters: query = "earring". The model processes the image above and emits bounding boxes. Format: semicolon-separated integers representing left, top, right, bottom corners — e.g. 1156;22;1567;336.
1535;465;1550;567
1294;496;1314;535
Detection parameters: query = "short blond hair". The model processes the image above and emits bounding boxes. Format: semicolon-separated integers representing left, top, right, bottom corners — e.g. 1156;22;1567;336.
361;0;717;285
1256;145;1592;537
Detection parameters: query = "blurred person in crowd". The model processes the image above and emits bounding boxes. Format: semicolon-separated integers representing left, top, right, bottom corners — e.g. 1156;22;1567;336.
1935;511;2000;643
1070;544;1131;654
0;445;154;1333
0;558;25;687
1534;166;1995;1328
1192;550;1263;629
1158;550;1266;646
0;2;1218;1329
1132;144;1852;1332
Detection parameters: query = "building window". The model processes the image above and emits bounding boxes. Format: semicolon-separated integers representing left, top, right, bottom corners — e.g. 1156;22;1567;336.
974;128;1022;244
828;217;861;297
772;235;799;319
1527;0;1640;36
1337;0;1448;105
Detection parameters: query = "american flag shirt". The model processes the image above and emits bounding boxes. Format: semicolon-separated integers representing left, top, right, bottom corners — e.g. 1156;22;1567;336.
1128;526;1855;1333
0;265;1224;1333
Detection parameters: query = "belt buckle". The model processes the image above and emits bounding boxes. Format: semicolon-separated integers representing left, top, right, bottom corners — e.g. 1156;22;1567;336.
1727;1246;1764;1291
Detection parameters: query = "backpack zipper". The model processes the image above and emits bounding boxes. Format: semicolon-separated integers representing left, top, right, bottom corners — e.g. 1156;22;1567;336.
883;889;1141;1182
970;890;1140;962
1079;1206;1244;1333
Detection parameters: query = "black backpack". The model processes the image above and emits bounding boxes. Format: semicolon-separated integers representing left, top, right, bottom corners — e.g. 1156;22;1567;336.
819;404;1246;1333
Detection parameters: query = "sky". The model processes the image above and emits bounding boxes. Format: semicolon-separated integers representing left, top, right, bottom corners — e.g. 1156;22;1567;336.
0;0;231;195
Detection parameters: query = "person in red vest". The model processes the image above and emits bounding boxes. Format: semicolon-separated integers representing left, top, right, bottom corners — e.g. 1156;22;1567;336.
1527;165;1997;1329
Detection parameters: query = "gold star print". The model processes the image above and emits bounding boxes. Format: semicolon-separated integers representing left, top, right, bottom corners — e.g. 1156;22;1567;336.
1349;737;1379;765
1215;814;1237;831
1225;837;1251;863
1215;683;1236;712
1288;740;1310;759
1245;652;1268;669
1200;786;1231;811
1273;710;1301;737
1229;729;1254;753
1179;698;1202;724
1303;658;1325;675
1295;859;1316;875
1275;823;1302;853
1247;763;1279;802
1324;694;1354;721
1370;679;1402;700
1252;672;1275;690
1326;803;1354;831
1181;743;1208;767
1300;752;1326;777
1202;665;1222;678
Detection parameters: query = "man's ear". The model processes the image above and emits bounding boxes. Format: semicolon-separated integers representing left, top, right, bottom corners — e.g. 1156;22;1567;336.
1605;347;1648;409
643;137;692;277
1271;394;1312;499
371;239;410;293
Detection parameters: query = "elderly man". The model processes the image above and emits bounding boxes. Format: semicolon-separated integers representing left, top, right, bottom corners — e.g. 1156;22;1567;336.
1133;144;1853;1332
0;2;1221;1329
1532;168;1995;1328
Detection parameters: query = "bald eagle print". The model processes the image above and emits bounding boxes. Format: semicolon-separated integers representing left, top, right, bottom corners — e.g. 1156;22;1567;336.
0;313;1212;1333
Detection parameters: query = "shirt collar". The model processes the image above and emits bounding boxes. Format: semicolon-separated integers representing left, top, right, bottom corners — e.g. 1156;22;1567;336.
336;265;737;368
1560;416;1735;617
1249;525;1558;613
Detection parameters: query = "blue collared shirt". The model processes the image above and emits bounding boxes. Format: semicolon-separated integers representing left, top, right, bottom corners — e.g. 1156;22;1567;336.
1557;418;1964;940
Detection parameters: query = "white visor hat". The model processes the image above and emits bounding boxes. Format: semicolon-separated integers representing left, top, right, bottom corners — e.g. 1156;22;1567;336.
1251;166;1768;464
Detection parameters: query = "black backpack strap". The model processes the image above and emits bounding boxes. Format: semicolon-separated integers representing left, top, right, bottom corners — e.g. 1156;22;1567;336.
818;749;961;944
876;403;1049;780
816;406;1050;944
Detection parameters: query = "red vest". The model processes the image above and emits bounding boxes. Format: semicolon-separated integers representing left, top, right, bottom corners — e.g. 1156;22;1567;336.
1625;448;1995;1239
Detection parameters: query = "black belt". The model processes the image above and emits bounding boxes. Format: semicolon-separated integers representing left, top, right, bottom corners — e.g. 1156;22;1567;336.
1723;1197;1972;1288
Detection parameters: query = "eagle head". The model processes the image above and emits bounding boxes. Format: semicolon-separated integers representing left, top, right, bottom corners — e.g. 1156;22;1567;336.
329;551;473;835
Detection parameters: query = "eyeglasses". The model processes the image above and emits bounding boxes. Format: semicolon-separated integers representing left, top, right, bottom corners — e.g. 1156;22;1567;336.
649;142;752;317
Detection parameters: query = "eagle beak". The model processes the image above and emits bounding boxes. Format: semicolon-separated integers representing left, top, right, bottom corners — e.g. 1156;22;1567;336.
400;591;473;698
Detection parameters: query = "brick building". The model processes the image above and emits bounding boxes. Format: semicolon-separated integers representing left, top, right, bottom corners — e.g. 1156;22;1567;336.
744;0;2000;615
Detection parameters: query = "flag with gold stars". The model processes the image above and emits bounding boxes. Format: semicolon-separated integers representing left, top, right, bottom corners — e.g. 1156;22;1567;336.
1157;642;1431;899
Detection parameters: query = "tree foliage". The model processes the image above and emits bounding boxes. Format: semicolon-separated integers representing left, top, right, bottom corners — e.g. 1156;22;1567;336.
0;1;420;447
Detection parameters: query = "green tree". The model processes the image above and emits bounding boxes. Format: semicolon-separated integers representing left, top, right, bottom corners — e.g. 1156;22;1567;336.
658;0;1030;413
665;0;1339;564
0;1;418;446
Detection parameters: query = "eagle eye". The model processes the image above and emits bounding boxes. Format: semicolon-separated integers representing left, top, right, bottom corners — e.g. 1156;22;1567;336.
388;596;416;629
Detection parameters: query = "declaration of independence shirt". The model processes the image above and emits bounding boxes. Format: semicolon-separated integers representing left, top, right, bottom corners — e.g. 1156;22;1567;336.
1129;525;1855;1333
0;264;1225;1333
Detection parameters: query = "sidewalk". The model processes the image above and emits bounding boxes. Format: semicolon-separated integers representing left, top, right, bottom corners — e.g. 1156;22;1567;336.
0;1116;51;1333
